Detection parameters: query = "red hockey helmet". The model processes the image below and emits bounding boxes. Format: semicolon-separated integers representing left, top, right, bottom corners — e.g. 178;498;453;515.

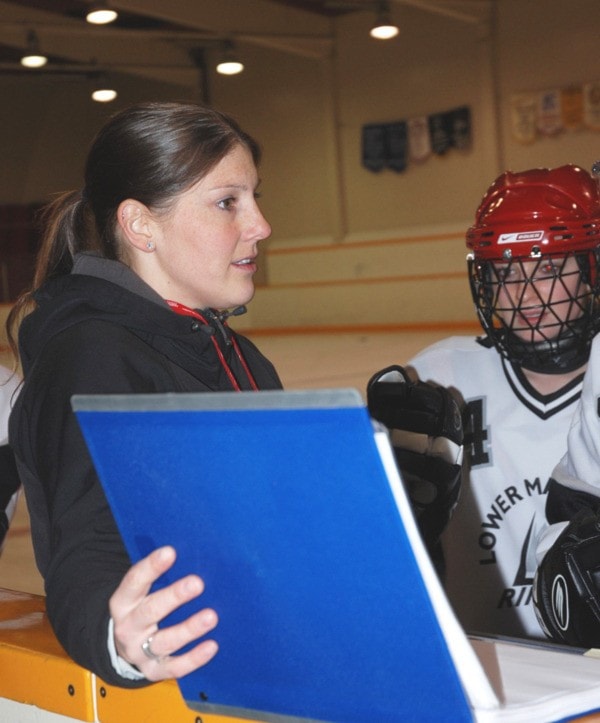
467;165;600;373
467;165;600;260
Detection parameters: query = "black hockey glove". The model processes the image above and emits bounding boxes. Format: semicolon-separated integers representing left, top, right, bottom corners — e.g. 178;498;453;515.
366;365;464;552
533;509;600;648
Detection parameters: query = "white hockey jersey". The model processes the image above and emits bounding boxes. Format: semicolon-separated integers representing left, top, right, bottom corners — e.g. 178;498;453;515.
552;334;600;500
408;336;584;639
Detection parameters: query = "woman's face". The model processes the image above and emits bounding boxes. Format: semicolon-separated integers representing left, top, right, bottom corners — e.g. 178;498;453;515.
136;143;271;311
492;255;586;342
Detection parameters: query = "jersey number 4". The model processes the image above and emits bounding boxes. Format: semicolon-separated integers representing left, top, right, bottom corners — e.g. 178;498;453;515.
464;398;490;467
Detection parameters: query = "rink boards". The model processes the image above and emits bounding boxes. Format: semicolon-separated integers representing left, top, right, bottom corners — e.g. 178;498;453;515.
0;588;261;723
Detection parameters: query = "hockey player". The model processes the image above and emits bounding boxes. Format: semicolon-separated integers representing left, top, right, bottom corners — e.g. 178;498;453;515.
368;165;600;640
533;167;600;648
533;338;600;648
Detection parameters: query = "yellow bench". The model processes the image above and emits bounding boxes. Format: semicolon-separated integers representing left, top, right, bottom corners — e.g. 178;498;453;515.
0;587;260;722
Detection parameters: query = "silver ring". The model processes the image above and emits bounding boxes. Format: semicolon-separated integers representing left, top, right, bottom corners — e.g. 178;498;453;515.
141;635;162;662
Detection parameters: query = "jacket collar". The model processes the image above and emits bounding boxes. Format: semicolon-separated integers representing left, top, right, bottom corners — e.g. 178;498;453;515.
72;252;167;308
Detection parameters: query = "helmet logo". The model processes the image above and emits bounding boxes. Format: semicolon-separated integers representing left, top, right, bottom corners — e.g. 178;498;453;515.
498;230;545;245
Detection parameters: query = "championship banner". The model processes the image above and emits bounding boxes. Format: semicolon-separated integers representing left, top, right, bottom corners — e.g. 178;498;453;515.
407;116;431;163
510;93;537;144
583;81;600;131
561;86;583;131
450;106;472;150
385;121;408;173
536;89;563;136
361;123;386;172
428;111;452;155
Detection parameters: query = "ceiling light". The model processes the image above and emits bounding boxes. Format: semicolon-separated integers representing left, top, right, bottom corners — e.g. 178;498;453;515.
90;72;117;102
216;59;244;76
370;3;399;40
216;42;244;76
86;4;118;25
92;88;117;102
20;30;48;68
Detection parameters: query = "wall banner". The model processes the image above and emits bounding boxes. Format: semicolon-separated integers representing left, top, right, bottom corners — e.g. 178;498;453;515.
511;78;600;143
407;116;431;163
583;81;600;131
450;106;472;150
561;86;584;131
361;123;387;172
385;121;408;172
537;89;562;136
510;94;537;144
363;105;471;174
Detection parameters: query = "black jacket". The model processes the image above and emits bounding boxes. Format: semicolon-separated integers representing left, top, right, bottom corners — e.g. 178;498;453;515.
9;253;282;686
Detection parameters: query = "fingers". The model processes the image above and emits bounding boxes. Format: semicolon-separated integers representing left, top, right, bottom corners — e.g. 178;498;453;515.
151;639;219;682
109;546;219;679
141;608;220;682
110;546;177;617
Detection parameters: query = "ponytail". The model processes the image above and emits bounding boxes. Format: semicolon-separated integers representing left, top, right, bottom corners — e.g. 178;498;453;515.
32;190;93;285
6;189;93;364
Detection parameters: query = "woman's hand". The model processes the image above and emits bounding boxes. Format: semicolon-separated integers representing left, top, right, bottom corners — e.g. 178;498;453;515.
109;546;219;681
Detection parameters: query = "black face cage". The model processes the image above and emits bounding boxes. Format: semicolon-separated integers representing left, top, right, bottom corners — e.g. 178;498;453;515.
468;249;600;374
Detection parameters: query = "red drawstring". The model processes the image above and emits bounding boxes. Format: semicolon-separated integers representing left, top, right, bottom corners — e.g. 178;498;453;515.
167;300;258;392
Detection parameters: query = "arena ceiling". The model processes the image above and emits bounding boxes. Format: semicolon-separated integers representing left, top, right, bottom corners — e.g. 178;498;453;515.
0;1;489;90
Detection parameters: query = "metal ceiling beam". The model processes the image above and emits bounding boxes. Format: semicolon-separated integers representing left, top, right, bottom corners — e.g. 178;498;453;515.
391;0;485;25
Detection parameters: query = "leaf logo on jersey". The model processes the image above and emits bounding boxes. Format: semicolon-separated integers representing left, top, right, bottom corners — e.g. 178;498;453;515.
551;574;570;631
493;514;541;610
513;517;536;586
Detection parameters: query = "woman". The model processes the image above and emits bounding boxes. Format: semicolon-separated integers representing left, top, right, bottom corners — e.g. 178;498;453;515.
6;101;282;686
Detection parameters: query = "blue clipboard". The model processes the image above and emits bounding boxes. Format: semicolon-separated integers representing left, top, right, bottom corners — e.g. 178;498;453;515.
72;389;475;722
